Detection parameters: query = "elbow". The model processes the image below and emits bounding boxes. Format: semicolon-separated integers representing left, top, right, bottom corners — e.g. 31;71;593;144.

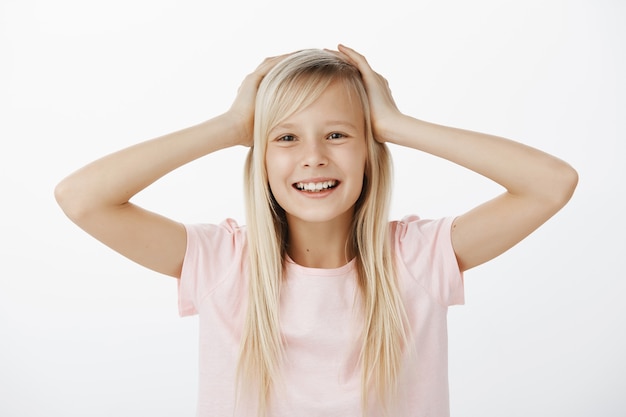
54;177;75;218
549;162;579;209
559;163;578;201
54;176;89;222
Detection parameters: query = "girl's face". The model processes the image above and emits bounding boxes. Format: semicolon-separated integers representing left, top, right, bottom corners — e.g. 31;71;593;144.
265;80;367;229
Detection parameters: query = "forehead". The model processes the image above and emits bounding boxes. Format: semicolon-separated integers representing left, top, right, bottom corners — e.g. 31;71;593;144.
277;79;365;129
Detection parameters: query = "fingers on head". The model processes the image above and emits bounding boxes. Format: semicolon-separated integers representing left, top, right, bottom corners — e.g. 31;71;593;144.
338;44;367;63
256;53;289;76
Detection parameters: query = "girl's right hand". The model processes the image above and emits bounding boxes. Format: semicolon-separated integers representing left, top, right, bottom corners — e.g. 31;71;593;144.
227;54;291;147
55;52;292;279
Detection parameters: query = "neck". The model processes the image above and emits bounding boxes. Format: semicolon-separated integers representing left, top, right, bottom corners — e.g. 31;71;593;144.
286;216;354;269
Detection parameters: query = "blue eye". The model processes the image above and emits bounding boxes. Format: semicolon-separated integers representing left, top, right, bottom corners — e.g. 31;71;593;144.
328;132;345;140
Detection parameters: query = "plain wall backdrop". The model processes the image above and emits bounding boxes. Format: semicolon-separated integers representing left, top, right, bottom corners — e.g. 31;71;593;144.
1;0;624;415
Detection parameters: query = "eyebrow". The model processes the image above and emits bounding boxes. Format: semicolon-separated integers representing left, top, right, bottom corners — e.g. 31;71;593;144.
325;121;360;130
270;121;360;133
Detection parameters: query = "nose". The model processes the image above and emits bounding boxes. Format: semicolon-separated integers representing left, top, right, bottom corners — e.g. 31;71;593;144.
301;139;328;167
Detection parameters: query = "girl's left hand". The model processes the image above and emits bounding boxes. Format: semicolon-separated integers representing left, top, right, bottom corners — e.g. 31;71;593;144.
335;44;403;143
228;53;291;147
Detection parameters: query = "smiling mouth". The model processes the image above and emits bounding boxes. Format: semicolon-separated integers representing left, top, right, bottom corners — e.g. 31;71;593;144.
293;180;339;192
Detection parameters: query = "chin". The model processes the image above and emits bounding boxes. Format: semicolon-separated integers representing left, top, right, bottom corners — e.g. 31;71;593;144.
285;207;355;227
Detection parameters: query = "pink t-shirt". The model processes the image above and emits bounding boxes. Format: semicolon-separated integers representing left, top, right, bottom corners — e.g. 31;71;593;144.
179;215;464;416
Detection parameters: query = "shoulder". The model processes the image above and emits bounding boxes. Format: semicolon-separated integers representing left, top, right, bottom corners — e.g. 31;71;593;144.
185;217;246;237
391;215;464;306
184;218;247;250
178;219;248;316
182;218;248;274
390;214;456;247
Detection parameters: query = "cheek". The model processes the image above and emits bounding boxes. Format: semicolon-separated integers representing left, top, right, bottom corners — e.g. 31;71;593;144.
346;144;367;176
265;151;289;192
265;166;278;194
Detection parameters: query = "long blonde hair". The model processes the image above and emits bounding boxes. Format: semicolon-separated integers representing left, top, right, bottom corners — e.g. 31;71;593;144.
240;49;408;415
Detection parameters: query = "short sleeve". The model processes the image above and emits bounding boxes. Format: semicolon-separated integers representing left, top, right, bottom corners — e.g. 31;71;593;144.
393;215;464;306
178;218;246;317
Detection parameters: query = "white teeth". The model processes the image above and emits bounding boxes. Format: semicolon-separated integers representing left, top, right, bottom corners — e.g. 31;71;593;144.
295;180;337;192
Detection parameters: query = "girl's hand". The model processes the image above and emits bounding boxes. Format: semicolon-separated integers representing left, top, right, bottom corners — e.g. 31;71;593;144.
227;54;290;147
335;44;403;143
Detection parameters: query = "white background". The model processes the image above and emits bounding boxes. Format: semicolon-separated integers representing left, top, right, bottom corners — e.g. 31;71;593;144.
1;0;624;415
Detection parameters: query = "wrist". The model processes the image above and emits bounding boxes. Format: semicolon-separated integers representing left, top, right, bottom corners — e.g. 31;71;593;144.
374;113;413;145
220;111;254;147
209;113;252;148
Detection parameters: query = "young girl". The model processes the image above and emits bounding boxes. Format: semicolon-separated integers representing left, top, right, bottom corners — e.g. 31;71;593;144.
55;45;578;416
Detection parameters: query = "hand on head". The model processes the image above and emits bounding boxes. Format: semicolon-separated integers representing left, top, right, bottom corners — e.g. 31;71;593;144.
228;53;292;147
333;44;404;143
228;45;404;147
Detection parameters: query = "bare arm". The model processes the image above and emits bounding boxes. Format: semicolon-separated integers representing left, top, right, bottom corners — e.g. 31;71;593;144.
380;117;578;271
337;45;578;272
55;56;287;278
